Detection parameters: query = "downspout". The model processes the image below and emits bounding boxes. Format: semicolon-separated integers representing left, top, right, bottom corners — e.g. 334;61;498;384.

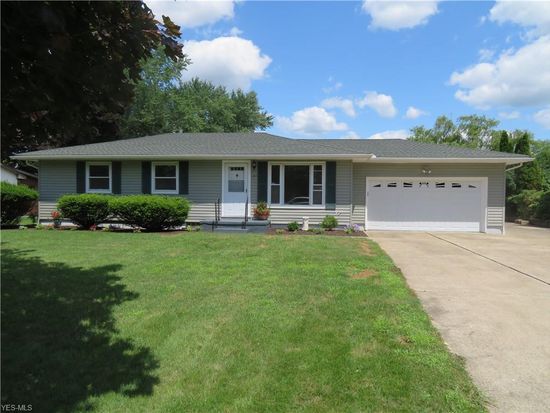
505;162;523;172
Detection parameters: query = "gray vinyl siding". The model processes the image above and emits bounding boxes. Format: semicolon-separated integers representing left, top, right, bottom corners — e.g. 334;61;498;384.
186;160;222;221
351;163;506;232
259;160;353;226
121;161;142;194
38;161;76;220
116;159;222;220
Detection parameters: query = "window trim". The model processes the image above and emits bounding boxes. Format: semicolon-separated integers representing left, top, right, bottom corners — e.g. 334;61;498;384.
86;161;112;194
151;161;179;194
267;161;326;207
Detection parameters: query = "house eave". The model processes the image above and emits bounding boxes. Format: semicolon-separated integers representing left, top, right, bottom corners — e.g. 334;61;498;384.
355;157;533;165
11;153;377;161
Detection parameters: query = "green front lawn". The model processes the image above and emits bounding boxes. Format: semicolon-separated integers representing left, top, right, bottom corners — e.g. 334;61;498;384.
1;230;485;412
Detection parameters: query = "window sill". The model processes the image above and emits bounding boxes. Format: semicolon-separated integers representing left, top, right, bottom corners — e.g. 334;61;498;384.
86;190;112;194
152;191;179;195
269;205;326;209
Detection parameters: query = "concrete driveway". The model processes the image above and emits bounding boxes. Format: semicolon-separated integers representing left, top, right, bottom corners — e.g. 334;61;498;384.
369;224;550;413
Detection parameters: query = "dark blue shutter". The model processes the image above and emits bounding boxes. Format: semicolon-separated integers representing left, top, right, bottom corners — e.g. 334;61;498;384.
76;161;86;193
112;161;121;194
141;161;151;194
257;161;268;202
326;161;336;210
179;161;189;195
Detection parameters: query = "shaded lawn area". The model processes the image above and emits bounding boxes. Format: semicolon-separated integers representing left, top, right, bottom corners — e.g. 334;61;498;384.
1;231;485;412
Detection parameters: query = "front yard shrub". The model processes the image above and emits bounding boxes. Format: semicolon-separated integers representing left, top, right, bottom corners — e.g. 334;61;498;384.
320;215;338;230
287;221;299;232
0;182;38;225
110;195;189;231
58;194;111;229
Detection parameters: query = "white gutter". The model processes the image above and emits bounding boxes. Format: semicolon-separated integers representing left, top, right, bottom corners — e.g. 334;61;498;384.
358;157;533;165
11;153;377;161
505;162;524;171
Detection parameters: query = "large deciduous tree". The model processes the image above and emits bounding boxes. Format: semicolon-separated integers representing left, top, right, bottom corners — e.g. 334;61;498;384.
121;47;273;138
409;115;499;149
513;132;546;193
1;1;184;159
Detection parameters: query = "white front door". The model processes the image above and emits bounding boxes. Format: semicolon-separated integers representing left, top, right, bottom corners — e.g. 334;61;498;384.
222;162;249;217
366;178;486;232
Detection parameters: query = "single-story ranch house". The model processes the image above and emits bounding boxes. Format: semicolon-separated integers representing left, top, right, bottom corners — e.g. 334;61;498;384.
12;132;532;233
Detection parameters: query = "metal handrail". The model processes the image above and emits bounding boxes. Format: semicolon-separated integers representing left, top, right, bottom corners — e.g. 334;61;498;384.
213;197;220;231
243;196;249;229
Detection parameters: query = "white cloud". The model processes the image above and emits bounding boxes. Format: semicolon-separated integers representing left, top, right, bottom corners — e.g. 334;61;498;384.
228;26;243;37
356;91;397;118
321;97;356;117
405;106;427;119
276;107;348;135
499;111;520;120
322;77;343;94
478;48;495;62
534;108;550;129
183;36;272;90
147;0;236;28
362;0;439;30
489;1;550;37
341;131;360;139
449;36;550;108
368;129;409;140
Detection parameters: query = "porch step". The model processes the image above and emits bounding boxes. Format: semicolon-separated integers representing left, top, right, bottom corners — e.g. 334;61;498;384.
201;219;271;227
213;226;250;233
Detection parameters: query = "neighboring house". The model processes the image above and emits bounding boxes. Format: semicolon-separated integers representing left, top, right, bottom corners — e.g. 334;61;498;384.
1;164;38;188
12;132;532;233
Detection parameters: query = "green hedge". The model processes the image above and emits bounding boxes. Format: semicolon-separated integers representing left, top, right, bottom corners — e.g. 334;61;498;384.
58;194;111;229
110;195;189;231
0;182;38;225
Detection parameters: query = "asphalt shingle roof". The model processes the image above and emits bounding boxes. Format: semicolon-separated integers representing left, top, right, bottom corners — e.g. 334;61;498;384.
12;132;530;161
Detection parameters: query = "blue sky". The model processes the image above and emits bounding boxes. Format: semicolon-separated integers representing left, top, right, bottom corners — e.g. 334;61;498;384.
147;1;550;140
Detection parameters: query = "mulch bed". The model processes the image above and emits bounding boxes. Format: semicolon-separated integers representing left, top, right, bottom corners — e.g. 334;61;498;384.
266;228;366;237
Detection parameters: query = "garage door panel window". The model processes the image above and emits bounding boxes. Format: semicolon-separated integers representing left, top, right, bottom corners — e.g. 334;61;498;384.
269;163;325;206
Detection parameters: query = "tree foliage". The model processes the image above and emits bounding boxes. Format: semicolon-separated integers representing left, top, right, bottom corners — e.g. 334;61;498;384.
121;47;273;138
513;132;547;193
409;115;549;196
1;1;184;159
409;115;499;149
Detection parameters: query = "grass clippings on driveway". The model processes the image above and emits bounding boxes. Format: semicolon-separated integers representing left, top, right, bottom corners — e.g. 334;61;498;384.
1;230;485;412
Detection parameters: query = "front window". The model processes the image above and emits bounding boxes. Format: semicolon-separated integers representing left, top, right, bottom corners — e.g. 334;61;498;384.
269;163;324;206
152;162;178;194
86;162;111;193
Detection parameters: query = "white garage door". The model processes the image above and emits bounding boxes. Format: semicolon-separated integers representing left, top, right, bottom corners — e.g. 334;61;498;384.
366;178;486;232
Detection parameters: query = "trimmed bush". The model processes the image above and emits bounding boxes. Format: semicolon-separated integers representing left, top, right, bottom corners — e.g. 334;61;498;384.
287;221;299;232
110;195;189;231
320;215;338;230
58;194;111;229
0;182;38;225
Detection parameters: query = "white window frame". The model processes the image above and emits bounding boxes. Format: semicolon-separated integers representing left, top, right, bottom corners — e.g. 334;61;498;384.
267;162;326;208
151;161;179;194
86;161;112;193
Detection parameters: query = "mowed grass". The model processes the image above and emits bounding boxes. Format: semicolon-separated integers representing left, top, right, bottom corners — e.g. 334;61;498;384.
1;230;485;413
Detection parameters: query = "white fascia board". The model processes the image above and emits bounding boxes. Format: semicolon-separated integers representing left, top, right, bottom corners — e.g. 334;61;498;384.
353;157;533;165
11;153;376;161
